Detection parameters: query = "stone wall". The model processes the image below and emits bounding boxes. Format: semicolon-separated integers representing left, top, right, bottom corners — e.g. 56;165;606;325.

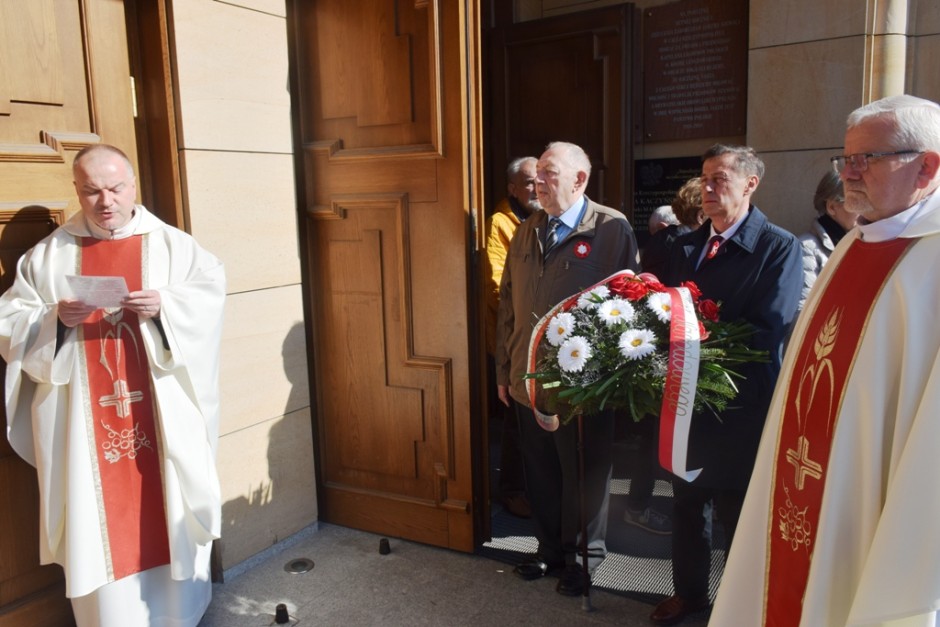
169;0;316;570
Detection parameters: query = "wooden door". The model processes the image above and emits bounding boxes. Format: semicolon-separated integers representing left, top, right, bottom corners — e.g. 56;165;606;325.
288;0;482;551
486;5;633;217
0;1;138;623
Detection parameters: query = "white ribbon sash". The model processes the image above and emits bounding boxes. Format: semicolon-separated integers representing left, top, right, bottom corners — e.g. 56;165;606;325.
657;286;702;482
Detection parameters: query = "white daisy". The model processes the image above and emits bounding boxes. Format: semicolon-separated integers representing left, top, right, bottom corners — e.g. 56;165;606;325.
597;298;635;326
558;336;592;372
577;285;610;309
619;329;657;360
646;292;673;323
546;312;576;347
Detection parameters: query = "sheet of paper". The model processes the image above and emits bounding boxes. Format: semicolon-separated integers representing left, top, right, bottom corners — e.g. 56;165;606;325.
65;275;129;308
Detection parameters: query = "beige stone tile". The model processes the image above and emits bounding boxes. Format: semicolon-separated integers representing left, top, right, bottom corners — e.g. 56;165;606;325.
180;150;300;293
216;0;286;18
914;0;940;35
912;35;940;103
755;150;836;237
220;285;308;436
216;407;317;569
171;0;291;153
750;0;867;47
748;38;864;151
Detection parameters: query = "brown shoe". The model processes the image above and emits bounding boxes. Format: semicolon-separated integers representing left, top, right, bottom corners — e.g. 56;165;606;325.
500;493;531;518
650;594;710;625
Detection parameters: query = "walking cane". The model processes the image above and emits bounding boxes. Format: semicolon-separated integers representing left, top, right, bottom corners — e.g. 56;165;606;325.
577;414;593;611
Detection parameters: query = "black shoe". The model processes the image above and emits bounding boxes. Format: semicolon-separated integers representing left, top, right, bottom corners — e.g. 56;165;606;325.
555;564;589;596
650;594;711;625
512;558;562;581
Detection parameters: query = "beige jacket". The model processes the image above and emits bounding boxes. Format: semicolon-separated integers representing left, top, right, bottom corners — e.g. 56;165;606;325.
495;197;640;406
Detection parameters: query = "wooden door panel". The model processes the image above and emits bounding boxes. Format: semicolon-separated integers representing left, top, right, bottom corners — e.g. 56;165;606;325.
306;0;437;149
488;6;632;215
0;0;138;622
292;0;475;550
315;196;451;485
0;0;137;207
0;2;76;126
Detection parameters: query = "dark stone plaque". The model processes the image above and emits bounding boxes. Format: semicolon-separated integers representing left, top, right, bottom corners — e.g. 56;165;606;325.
642;0;748;141
633;156;701;246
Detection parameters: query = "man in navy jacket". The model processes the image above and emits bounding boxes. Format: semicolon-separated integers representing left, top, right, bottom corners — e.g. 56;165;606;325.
650;144;803;625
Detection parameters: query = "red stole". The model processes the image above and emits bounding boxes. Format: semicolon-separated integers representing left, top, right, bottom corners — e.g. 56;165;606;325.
763;237;913;626
80;236;170;580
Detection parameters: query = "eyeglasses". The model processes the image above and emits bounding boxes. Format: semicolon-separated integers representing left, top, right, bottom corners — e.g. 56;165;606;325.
830;150;924;174
699;174;734;188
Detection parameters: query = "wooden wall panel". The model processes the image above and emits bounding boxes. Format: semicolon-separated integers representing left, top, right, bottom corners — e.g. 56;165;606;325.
488;6;632;215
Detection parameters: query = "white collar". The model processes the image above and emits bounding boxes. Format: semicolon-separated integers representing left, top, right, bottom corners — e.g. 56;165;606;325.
709;207;748;241
84;208;142;240
856;196;931;243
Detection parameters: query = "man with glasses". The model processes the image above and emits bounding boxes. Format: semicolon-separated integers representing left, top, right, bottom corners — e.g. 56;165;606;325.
650;144;802;625
711;95;940;626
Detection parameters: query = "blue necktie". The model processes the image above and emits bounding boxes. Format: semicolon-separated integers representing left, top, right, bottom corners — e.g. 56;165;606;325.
545;218;561;254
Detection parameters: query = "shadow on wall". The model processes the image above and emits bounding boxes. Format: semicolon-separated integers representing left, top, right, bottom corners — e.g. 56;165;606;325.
218;321;315;574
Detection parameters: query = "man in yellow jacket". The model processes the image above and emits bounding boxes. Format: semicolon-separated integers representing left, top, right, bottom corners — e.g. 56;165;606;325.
485;156;541;518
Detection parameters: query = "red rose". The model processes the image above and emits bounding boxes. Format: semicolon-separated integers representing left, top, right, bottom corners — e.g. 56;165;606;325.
643;278;667;293
615;277;649;301
698;321;711;340
607;274;632;297
698;299;720;323
681;281;702;302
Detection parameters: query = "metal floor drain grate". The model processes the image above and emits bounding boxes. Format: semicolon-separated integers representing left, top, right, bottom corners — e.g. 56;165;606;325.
283;557;315;574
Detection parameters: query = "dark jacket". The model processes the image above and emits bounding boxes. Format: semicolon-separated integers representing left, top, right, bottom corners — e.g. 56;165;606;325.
641;223;693;279
495;198;641;406
664;206;802;489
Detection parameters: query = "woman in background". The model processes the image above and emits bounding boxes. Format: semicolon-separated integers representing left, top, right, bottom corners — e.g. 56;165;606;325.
797;171;857;310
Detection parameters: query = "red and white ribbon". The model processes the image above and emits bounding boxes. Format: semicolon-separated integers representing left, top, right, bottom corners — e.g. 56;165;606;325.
657;286;702;482
525;273;703;483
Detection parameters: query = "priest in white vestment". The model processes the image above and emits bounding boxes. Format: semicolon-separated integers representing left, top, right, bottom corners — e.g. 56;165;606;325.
710;96;940;627
0;144;225;627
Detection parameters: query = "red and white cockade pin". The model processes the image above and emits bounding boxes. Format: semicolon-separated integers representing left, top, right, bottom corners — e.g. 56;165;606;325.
574;241;591;258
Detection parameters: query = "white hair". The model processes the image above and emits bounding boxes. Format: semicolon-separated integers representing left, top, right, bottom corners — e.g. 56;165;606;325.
545;141;592;178
847;95;940;152
506;156;537;179
650;205;677;224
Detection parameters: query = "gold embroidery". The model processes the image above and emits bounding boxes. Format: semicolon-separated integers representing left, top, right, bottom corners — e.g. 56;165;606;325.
785;435;823;490
777;485;813;552
101;420;154;463
795;307;841;435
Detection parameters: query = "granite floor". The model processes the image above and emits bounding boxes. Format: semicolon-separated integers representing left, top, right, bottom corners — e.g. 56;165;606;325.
198;522;711;627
